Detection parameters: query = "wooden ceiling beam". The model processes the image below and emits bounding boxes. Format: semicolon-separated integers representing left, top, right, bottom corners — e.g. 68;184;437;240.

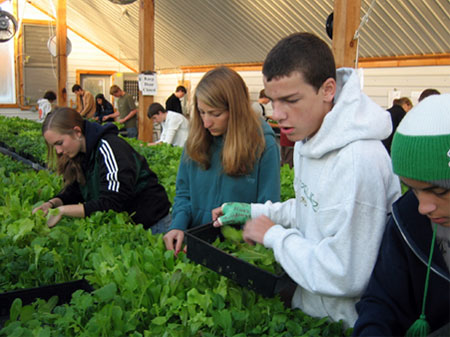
170;53;450;74
358;53;450;68
178;62;262;74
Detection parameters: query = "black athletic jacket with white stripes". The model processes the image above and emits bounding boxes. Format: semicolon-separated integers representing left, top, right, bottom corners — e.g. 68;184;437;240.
55;121;171;229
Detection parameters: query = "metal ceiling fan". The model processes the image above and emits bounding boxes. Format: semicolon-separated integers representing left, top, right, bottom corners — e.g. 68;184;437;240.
0;9;17;43
107;0;137;4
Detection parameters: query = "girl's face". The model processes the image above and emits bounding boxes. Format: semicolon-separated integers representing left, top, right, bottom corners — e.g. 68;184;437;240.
402;102;413;112
197;99;229;136
44;127;84;158
97;98;103;105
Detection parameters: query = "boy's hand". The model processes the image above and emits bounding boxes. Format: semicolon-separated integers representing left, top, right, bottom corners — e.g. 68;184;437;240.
243;215;274;245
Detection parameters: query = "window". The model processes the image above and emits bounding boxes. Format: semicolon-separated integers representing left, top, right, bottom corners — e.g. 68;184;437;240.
22;24;57;105
124;80;139;104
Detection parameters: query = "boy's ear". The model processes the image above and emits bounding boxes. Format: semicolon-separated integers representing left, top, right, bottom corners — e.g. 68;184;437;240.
321;78;336;103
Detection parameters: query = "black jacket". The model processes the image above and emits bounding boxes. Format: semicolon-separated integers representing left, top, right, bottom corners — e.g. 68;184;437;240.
382;104;407;154
94;100;114;123
353;191;450;336
165;93;182;114
56;121;171;229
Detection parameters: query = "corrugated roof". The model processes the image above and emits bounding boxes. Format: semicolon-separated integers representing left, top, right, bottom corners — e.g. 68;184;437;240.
28;0;450;71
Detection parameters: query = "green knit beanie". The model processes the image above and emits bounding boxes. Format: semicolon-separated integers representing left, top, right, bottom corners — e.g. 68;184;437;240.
391;93;450;189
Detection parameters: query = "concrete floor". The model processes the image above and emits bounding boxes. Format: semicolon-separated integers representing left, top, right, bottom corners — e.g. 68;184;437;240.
0;108;39;121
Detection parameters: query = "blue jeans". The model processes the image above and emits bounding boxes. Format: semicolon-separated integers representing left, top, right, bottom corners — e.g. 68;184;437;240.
126;127;138;139
150;213;171;235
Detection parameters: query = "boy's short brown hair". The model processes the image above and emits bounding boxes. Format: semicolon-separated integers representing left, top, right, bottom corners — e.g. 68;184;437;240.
109;85;121;95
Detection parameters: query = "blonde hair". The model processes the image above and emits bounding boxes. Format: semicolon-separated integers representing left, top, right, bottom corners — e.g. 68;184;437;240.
393;97;413;112
186;66;265;176
42;107;86;186
393;97;412;107
109;85;121;95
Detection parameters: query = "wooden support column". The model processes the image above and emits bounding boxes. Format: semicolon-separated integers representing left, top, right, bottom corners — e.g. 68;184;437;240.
332;0;361;68
13;0;21;107
56;0;67;106
138;0;154;142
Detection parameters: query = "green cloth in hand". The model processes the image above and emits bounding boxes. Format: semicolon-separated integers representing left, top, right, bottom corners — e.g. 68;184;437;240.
218;202;251;226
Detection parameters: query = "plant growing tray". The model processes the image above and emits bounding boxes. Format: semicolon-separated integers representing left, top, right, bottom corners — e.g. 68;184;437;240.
0;279;93;324
185;222;294;298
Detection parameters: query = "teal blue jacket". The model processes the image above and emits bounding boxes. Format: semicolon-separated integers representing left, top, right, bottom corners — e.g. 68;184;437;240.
169;120;280;231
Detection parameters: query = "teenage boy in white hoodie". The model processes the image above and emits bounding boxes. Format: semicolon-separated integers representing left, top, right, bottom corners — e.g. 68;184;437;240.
37;90;56;122
212;32;401;327
147;102;189;147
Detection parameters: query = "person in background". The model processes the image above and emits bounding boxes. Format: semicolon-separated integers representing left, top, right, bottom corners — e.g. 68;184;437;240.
163;66;281;254
280;132;294;168
251;89;272;119
147;103;189;147
94;93;114;124
37;90;56;122
213;32;401;328
32;107;171;234
108;85;138;138
71;84;96;119
382;96;413;154
353;94;450;337
165;85;187;115
418;88;441;102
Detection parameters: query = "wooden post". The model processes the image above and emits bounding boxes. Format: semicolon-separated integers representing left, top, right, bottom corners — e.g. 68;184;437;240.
332;0;361;68
138;0;154;142
56;0;67;106
12;0;21;107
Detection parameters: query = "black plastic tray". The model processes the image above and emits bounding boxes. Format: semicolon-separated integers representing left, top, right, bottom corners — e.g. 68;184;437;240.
185;222;294;298
0;279;93;322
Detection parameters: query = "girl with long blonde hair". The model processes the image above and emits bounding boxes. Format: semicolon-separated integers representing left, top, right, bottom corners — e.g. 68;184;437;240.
164;66;280;252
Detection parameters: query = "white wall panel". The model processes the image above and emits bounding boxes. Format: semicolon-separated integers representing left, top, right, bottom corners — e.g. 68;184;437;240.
362;65;450;108
156;65;450;115
66;30;135;105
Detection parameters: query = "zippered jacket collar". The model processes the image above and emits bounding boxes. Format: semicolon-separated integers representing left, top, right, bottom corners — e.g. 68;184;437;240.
84;120;118;158
392;190;450;283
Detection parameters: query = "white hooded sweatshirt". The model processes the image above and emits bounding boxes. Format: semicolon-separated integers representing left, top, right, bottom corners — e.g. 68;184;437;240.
252;68;401;327
158;110;189;147
37;98;52;122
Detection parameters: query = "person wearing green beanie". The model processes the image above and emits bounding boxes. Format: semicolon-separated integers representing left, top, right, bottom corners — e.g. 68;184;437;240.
353;94;450;337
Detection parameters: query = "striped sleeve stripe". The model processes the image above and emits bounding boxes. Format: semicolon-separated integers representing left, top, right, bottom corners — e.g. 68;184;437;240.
99;139;120;192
